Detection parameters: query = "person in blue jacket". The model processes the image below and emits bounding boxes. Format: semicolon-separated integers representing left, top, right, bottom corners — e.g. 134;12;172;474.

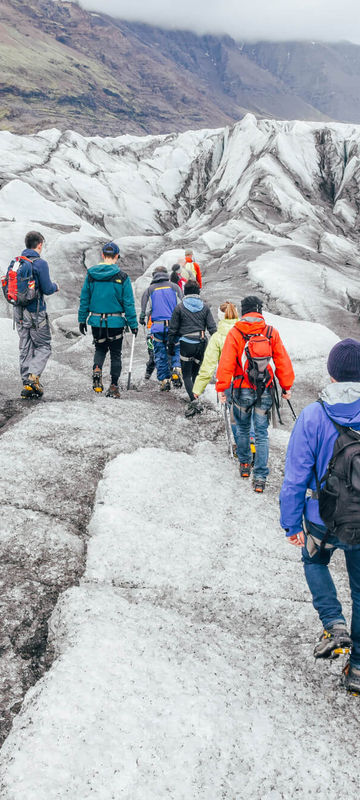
78;242;138;398
280;339;360;694
140;266;182;391
15;231;59;399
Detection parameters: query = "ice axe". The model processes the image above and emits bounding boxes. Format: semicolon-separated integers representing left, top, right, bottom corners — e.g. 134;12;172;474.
126;333;136;390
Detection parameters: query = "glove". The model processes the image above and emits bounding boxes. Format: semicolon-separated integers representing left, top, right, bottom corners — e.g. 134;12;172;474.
131;328;138;338
139;313;146;326
79;323;87;335
167;342;175;356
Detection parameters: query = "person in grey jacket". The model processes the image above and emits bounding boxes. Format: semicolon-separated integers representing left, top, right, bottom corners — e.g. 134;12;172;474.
168;280;216;415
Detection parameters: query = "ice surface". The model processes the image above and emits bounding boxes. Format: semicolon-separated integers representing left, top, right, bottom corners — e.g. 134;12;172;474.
1;116;360;796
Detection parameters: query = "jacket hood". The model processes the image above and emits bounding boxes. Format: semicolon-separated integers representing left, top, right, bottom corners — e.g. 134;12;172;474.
150;272;169;284
88;264;121;281
183;295;204;312
22;248;41;259
234;312;266;336
320;382;360;428
217;317;239;335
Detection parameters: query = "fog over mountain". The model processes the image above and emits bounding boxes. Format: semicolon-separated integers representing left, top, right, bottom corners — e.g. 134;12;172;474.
79;0;360;43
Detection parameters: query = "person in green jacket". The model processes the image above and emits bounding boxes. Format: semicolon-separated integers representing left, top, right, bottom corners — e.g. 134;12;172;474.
192;301;239;398
78;242;138;398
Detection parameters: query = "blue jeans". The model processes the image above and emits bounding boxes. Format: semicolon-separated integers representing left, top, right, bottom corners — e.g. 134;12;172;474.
153;331;180;381
303;520;360;668
232;387;272;480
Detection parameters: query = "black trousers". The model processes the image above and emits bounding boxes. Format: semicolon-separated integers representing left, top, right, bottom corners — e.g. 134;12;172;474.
92;327;123;384
180;339;206;401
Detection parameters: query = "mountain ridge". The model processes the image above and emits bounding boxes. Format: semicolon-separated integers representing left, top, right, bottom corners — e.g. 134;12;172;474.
2;0;360;135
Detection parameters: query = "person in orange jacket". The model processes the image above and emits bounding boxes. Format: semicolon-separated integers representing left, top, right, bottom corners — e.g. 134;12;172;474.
180;248;202;288
216;295;294;492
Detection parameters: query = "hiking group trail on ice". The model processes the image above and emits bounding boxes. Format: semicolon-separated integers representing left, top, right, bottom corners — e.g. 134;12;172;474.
0;315;360;799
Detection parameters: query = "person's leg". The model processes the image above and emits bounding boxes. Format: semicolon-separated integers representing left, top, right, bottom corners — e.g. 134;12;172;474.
108;334;123;385
145;337;156;378
180;341;197;400
93;339;108;372
232;388;254;464
26;311;52;378
302;524;345;630
345;547;360;668
252;388;273;481
153;332;170;381
16;319;34;383
170;342;181;371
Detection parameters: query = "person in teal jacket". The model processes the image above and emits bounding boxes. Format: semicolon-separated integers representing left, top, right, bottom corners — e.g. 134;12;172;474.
78;242;138;398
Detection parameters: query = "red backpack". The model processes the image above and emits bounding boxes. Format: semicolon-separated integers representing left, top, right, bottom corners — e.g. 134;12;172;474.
2;256;40;307
241;325;273;398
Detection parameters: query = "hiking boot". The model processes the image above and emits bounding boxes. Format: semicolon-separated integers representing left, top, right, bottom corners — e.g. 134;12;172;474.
185;399;204;418
171;368;182;389
92;367;103;393
314;625;352;659
106;384;120;399
239;462;251;478
253;479;266;493
342;661;360;694
144;368;152;380
21;374;43;399
160;379;171;392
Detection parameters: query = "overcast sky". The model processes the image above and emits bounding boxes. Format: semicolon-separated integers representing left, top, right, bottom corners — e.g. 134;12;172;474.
79;0;360;44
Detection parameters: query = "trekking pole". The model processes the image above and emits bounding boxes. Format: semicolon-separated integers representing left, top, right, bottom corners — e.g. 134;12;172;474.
286;398;297;421
127;333;136;390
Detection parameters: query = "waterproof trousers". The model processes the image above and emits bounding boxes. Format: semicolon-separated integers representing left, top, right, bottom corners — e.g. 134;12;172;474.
180;339;206;401
15;308;51;381
153;330;180;381
92;327;123;384
302;519;360;669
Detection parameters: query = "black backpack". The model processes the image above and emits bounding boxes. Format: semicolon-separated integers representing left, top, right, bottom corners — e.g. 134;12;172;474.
316;399;360;545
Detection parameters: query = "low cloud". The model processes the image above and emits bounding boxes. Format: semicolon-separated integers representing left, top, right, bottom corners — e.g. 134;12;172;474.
79;0;360;44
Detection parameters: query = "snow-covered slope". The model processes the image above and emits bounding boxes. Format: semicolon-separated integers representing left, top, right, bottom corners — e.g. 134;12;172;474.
1;115;360;333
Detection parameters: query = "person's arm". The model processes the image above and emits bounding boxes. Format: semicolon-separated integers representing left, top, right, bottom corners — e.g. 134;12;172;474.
78;275;91;323
34;258;58;296
280;408;318;538
140;286;152;318
168;305;181;349
193;334;221;396
194;262;202;288
216;329;240;393
271;329;295;392
122;277;138;330
205;306;217;336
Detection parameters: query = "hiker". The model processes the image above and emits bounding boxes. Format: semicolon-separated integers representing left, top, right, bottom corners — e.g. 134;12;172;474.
280;338;360;694
180;248;202;288
168;280;217;417
169;264;186;292
192;301;239;397
3;231;59;399
216;295;294;492
139;266;182;391
78;241;138;398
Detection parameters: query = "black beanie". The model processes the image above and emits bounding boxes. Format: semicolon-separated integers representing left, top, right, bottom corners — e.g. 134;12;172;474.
327;338;360;382
241;295;263;315
184;280;200;295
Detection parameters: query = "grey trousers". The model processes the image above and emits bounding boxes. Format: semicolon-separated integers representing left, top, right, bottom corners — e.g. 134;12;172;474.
15;308;52;381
